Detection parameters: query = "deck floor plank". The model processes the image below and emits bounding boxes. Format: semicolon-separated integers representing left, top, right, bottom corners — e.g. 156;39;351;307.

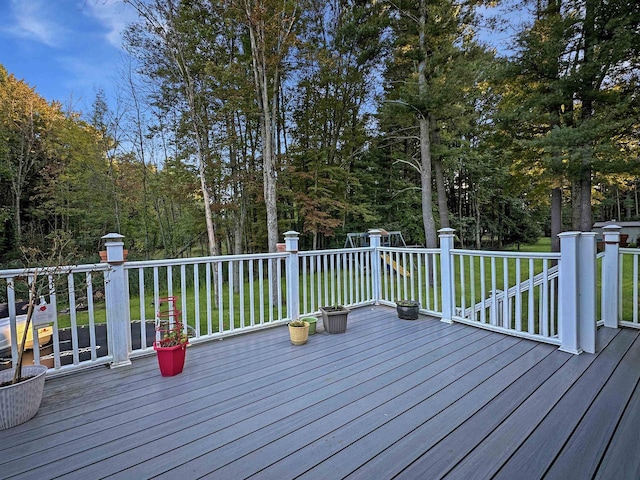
238;335;529;480
172;333;512;479
2;315;419;458
0;307;638;480
72;324;490;479
374;346;571;479
298;341;551;480
544;331;640;479
385;327;621;480
594;377;640;479
463;327;637;480
2;310;442;473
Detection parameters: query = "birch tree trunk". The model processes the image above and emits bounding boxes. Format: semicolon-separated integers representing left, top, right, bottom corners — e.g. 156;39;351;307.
242;0;296;254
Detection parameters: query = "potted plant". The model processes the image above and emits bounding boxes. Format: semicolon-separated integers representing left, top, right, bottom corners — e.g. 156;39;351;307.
0;269;51;430
396;300;420;320
153;297;188;376
320;305;350;333
288;319;310;345
301;317;317;335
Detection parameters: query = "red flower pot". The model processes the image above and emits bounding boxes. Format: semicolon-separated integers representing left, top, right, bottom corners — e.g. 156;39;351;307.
153;342;187;376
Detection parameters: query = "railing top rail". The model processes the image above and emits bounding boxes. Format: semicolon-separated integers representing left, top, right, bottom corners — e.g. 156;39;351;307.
0;263;108;279
620;248;640;254
378;246;440;254
124;252;287;269
452;248;561;260
299;247;372;256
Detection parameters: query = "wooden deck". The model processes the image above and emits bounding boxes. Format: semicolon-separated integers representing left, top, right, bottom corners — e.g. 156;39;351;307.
2;306;640;479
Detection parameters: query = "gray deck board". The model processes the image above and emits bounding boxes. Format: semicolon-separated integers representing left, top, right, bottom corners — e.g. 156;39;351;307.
178;332;513;479
594;379;640;479
372;345;571;479
0;306;638;480
544;330;640;479
257;336;533;480
488;327;638;480
65;323;485;478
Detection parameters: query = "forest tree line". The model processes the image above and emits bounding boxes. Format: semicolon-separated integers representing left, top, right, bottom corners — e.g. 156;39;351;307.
0;0;638;266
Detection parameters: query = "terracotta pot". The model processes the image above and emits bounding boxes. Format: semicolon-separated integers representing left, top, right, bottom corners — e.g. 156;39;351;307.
98;250;128;262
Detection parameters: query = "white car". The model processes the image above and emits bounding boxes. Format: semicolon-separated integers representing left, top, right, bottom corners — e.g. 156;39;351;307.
0;302;54;353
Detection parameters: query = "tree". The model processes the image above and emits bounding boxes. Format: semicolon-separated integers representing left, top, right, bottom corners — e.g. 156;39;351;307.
0;66;64;250
381;0;484;247
289;0;385;248
236;0;299;252
502;0;640;236
125;0;221;256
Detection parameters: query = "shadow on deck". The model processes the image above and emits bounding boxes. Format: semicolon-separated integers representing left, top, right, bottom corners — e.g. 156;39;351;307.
1;306;639;479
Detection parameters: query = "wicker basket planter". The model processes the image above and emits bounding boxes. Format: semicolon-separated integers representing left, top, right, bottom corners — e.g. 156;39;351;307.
320;306;350;333
0;365;47;430
288;321;310;345
396;300;420;320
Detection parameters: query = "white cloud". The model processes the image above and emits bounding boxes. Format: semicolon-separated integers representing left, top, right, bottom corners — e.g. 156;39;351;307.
83;0;139;49
7;0;68;47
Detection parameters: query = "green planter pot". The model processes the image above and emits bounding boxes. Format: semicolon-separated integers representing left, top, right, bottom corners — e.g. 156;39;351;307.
302;317;317;335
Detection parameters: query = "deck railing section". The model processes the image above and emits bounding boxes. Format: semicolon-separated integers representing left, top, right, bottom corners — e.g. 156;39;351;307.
377;247;442;317
450;250;561;345
298;247;373;316
125;253;289;357
0;263;110;374
618;248;640;329
1;225;633;374
599;225;640;331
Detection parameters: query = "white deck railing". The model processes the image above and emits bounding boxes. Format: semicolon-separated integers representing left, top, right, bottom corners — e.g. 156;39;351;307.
618;248;640;328
1;225;636;375
0;263;111;375
378;247;442;317
451;250;561;345
298;247;374;316
125;253;290;357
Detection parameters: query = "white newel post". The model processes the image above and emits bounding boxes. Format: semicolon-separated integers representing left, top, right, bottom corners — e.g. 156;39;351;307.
368;229;382;305
102;233;132;368
439;228;455;324
602;225;621;329
558;232;581;354
284;231;300;321
578;233;596;354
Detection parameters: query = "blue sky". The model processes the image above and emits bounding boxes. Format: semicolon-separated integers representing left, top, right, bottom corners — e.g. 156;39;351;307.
0;1;524;117
0;0;137;113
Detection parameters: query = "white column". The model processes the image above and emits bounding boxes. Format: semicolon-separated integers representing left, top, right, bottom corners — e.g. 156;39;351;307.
284;231;300;321
602;225;621;329
558;232;581;354
368;229;382;305
439;228;455;324
578;232;596;353
102;233;132;368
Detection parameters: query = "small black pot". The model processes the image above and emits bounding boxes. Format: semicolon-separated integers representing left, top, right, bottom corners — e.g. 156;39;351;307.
396;301;420;320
